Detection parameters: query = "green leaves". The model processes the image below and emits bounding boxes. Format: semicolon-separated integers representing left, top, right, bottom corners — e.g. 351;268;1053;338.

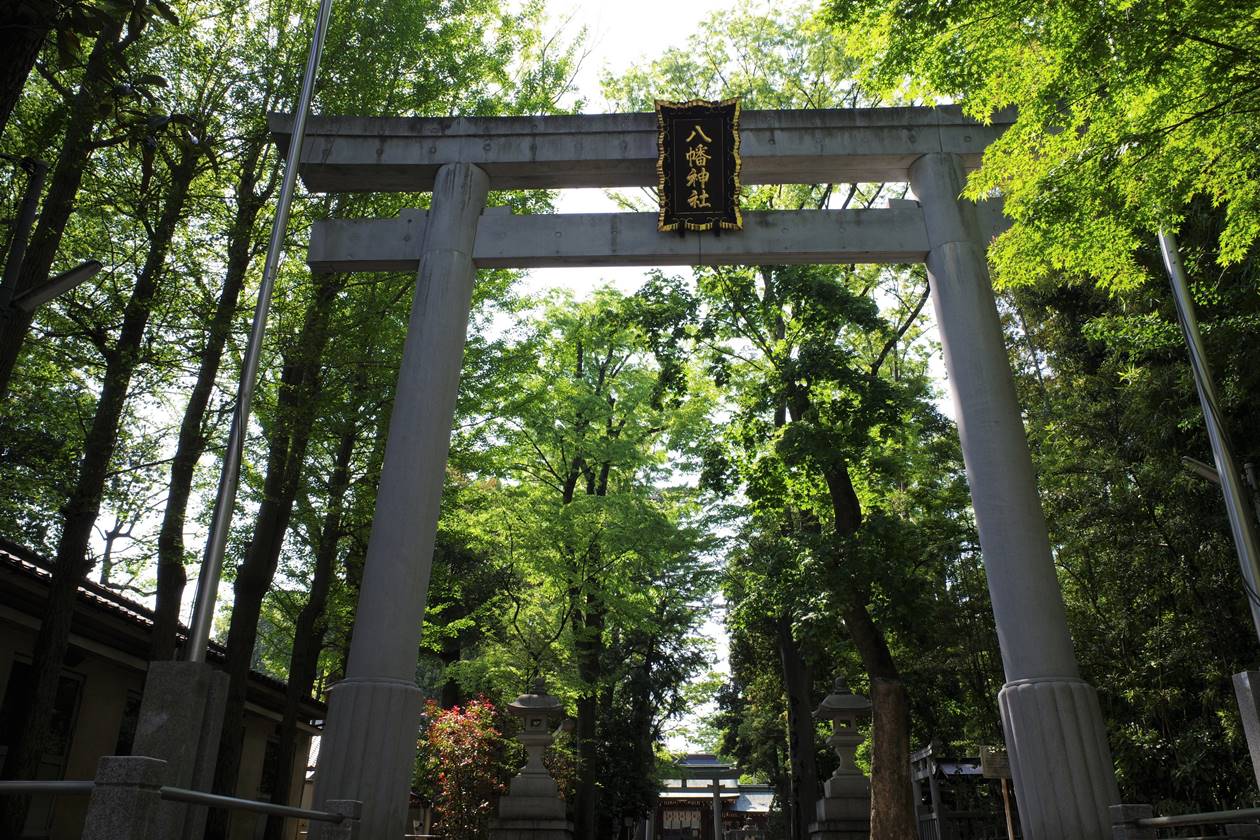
828;0;1260;291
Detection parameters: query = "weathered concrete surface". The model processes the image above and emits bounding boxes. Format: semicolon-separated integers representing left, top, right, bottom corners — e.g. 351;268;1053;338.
910;151;1119;840
308;796;362;840
488;819;574;840
271;106;1015;192
130;660;228;840
307;204;1010;272
82;756;166;840
1233;671;1260;789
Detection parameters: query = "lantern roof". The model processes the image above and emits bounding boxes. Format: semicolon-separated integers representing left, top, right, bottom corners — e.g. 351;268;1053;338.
813;677;872;718
506;678;563;716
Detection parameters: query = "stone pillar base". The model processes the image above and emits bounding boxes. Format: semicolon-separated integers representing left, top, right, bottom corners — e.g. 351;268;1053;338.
1233;671;1260;790
498;795;565;820
808;818;869;840
488;817;574;840
809;784;869;840
82;756;167;840
131;660;228;840
999;677;1119;839
310;677;424;840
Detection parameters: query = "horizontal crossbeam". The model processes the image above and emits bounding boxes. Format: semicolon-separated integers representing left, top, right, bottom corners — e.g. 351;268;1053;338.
307;204;1009;271
273;106;1014;193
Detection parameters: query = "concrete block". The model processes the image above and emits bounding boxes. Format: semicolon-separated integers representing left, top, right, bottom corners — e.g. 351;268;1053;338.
814;795;867;822
1108;804;1154;840
497;794;566;821
82;755;167;840
807;818;870;840
131;659;229;840
315;799;362;840
487;817;574;840
820;775;867;800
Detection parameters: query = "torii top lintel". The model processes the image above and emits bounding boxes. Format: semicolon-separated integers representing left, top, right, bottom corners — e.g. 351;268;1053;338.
269;105;1014;193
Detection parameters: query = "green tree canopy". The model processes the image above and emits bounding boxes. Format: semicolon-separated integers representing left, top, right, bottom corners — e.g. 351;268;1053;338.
828;0;1260;290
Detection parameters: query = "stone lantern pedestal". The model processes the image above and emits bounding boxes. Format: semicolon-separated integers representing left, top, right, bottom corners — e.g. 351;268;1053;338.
489;680;573;840
809;678;872;840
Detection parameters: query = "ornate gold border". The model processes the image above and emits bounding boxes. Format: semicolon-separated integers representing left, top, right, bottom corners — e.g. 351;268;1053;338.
655;97;742;233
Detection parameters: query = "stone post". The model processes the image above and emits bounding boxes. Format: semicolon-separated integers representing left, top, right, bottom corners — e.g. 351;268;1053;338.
131;660;228;840
711;777;723;840
321;799;362;840
909;152;1120;839
1108;804;1154;840
490;680;573;840
310;161;490;839
808;677;871;840
81;755;167;840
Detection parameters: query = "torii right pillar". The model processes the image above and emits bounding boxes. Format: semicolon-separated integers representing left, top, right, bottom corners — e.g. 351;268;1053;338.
909;152;1120;839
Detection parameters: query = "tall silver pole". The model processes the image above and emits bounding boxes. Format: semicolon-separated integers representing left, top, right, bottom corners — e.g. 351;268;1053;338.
1159;229;1260;644
185;0;335;662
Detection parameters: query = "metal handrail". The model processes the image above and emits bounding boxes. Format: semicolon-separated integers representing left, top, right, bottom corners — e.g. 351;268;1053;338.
1139;806;1260;827
0;780;344;823
0;781;94;795
160;786;345;823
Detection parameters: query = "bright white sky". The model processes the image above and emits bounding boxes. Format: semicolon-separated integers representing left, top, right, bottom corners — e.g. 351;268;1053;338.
559;0;726;111
521;0;735;297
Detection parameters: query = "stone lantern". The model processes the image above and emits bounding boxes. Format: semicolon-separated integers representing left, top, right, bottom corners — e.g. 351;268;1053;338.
489;679;573;840
809;677;872;840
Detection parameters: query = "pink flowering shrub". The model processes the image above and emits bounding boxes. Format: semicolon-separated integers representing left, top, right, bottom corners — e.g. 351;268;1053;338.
415;698;514;840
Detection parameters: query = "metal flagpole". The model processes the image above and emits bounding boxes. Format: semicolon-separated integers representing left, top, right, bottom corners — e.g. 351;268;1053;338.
185;0;335;662
1159;229;1260;644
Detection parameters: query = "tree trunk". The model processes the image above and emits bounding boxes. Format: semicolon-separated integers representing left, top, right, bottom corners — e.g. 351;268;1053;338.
770;389;821;840
777;612;819;840
263;420;357;840
629;641;658;826
151;137;273;661
0;0;51;140
0;139;198;835
0;11;127;395
204;270;342;839
438;631;463;709
332;405;385;670
841;598;914;840
574;587;605;840
820;456;916;840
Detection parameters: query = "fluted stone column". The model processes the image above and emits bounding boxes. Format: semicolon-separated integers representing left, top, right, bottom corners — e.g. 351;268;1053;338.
909;152;1120;839
310;161;490;839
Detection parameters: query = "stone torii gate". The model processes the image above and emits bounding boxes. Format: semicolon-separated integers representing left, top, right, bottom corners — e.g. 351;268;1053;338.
272;106;1121;840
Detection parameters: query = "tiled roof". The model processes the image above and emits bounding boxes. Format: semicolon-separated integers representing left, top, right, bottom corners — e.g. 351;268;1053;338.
0;536;320;706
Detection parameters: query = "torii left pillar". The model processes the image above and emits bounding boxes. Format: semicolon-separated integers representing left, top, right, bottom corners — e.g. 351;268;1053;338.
310;162;489;838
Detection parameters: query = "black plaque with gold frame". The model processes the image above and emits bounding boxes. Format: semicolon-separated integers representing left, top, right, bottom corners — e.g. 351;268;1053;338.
656;98;742;233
